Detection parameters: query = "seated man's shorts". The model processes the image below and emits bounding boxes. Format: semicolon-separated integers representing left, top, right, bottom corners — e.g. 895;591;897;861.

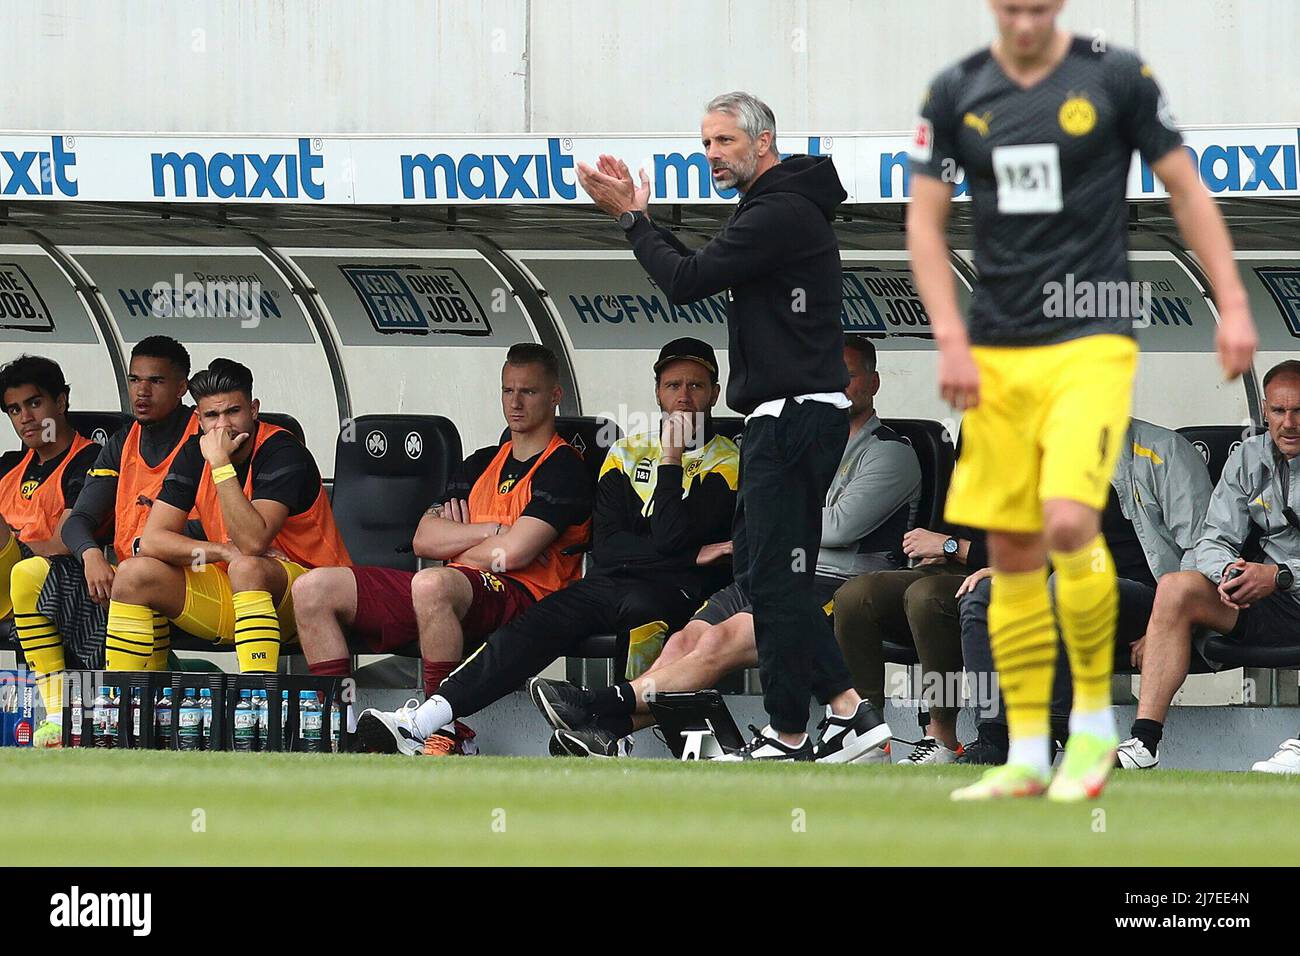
1223;590;1300;646
173;560;311;644
945;334;1138;533
692;575;843;627
350;563;535;654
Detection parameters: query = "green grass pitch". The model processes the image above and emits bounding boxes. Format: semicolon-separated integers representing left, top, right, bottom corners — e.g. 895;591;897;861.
8;749;1298;866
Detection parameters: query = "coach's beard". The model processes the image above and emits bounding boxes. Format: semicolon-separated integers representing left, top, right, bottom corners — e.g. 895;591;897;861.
712;150;759;192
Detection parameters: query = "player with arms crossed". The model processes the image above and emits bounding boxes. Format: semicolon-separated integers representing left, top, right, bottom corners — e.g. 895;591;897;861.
906;0;1256;800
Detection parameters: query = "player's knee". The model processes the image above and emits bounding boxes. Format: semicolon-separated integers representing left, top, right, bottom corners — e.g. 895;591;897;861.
902;577;945;622
226;555;278;593
111;556;168;604
410;567;460;613
1152;571;1210;627
1043;505;1099;553
836;573;883;623
292;567;347;618
10;556;49;598
695;621;748;672
661;627;698;661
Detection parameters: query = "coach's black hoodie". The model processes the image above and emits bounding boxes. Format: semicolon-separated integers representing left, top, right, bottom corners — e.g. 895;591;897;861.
627;154;848;415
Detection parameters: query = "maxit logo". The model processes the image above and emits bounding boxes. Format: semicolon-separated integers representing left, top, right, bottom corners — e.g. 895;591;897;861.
401;138;576;200
0;136;78;197
150;138;325;199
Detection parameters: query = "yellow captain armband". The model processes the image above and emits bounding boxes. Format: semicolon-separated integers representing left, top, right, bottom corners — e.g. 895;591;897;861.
211;463;238;485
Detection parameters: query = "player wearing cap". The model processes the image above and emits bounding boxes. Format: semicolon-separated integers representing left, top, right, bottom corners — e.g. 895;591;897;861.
906;0;1256;801
356;337;739;756
103;358;349;674
293;343;592;753
0;355;100;741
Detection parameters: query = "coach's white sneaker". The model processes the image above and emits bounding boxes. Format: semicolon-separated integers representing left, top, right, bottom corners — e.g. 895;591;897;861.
814;701;891;764
1114;736;1159;769
900;736;959;766
1251;738;1300;774
355;698;425;756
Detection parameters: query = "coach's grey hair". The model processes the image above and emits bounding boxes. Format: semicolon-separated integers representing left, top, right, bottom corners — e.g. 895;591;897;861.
705;91;777;145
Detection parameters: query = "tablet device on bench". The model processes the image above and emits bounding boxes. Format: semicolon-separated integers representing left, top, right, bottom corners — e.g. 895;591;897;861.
648;690;746;759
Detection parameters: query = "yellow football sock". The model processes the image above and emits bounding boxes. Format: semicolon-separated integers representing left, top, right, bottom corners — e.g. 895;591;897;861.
988;566;1058;742
105;600;156;671
1051;534;1119;714
148;612;172;671
11;555;64;713
0;532;21;619
233;590;280;673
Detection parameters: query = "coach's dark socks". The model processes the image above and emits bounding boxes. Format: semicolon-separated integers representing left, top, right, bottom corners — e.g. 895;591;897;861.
591;681;636;717
1131;718;1163;754
596;714;634;739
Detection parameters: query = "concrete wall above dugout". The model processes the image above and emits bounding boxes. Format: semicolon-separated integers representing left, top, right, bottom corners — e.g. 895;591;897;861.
3;0;1296;134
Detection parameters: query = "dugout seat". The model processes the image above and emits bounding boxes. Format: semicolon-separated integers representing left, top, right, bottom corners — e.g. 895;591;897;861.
259;412;306;445
332;414;463;571
1201;636;1300;669
883;418;956;532
1176;424;1263;486
713;416;744;446
69;410;132;446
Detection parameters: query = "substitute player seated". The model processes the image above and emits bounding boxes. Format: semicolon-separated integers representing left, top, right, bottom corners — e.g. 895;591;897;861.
1120;363;1300;774
293;343;592;751
17;336;198;748
528;338;919;761
0;355;99;739
356;336;738;756
104;358;349;673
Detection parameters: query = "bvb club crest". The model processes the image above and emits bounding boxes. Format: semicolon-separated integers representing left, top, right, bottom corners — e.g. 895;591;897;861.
1059;94;1097;136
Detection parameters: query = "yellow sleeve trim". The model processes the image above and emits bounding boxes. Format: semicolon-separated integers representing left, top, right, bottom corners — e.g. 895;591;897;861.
1132;442;1163;466
87;468;119;478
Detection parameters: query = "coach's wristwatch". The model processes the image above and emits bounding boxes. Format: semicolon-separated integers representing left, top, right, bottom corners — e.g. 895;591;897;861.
619;210;646;232
1277;565;1294;591
943;536;960;557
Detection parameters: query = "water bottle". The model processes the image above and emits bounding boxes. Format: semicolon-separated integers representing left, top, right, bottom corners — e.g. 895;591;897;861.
130;688;142;746
155;689;174;750
234;690;255;752
280;689;289;742
199;689;213;750
92;686;112;748
177;688;201;751
108;687;120;745
70;682;83;748
253;691;268;751
330;700;341;753
299;690;321;751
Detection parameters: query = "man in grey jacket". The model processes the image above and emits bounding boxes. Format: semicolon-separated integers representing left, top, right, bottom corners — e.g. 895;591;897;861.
529;337;922;759
960;417;1213;765
1118;361;1300;771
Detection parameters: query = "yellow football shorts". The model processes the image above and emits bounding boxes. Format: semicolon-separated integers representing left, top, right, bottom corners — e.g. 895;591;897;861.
945;334;1138;533
172;559;312;644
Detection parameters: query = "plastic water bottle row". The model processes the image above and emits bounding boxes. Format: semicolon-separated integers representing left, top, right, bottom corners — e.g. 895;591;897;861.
87;686;341;751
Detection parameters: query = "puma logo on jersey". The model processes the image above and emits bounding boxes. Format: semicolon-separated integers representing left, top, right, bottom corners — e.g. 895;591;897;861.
963;111;993;137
